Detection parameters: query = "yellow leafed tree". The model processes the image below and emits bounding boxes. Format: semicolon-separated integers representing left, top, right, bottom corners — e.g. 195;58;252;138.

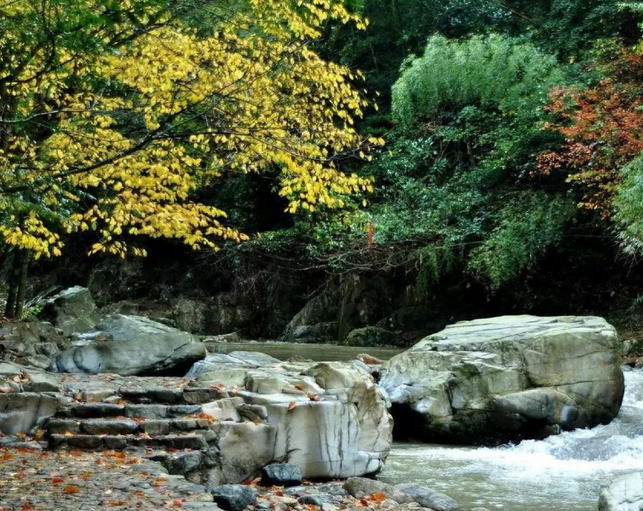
0;0;377;262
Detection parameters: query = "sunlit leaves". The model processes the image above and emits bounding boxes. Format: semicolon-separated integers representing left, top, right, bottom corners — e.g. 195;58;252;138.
0;0;375;258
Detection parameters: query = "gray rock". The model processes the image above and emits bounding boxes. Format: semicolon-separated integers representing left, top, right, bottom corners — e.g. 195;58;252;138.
298;495;333;506
0;392;60;435
282;286;339;343
381;315;624;444
396;483;459;511
211;484;257;511
191;359;392;482
0;321;67;362
261;463;303;487
343;477;413;504
187;351;281;378
80;419;138;435
166;451;204;475
598;472;643;511
0;362;61;392
38;286;100;336
21;354;53;371
50;315;206;375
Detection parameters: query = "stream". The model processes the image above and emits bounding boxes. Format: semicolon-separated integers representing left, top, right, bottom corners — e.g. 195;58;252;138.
380;368;643;511
226;341;643;510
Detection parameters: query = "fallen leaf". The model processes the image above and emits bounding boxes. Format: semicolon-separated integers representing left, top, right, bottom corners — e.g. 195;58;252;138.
294;384;304;391
367;492;386;503
63;485;81;494
197;412;217;422
52;476;64;485
287;402;297;411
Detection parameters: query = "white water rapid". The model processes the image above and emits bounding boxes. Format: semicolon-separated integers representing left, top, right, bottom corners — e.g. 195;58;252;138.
379;367;643;511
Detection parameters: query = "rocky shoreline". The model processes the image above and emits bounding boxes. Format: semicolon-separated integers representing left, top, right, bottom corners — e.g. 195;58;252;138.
0;287;634;511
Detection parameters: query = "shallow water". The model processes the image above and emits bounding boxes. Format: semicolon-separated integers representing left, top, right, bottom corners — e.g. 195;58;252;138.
380;368;643;511
215;341;403;362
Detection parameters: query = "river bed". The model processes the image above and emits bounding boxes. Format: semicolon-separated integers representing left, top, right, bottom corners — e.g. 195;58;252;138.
221;342;641;510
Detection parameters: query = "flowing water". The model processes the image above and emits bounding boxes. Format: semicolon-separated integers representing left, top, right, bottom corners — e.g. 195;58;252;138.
380;367;643;511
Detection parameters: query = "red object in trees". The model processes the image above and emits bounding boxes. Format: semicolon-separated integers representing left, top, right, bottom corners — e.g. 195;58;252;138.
368;220;374;253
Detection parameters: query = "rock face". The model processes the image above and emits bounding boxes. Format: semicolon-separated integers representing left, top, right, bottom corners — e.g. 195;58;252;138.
51;315;206;376
260;463;302;487
598;472;643;511
192;358;393;480
380;315;625;444
38;286;100;336
0;392;61;435
0;320;67;368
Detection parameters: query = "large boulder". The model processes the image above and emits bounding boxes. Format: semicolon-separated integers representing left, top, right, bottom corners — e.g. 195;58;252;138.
380;315;624;444
38;286;100;336
598;472;643;511
50;314;206;376
191;359;393;480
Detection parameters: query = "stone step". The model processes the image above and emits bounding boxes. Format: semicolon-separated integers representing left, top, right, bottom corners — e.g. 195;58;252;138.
57;402;202;419
49;432;211;451
118;387;186;404
47;417;213;436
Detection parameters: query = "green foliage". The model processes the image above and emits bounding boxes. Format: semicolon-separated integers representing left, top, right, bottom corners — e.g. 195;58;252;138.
468;194;574;289
360;35;574;290
392;35;565;130
613;156;643;255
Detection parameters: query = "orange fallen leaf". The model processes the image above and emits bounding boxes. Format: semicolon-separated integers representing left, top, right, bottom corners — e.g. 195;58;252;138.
367;492;386;503
52;476;64;484
294;384;304;391
63;485;81;494
21;504;34;511
287;402;297;411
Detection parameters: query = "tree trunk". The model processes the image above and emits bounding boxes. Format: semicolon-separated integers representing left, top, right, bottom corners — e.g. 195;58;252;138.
4;250;21;318
0;245;12;283
14;249;31;318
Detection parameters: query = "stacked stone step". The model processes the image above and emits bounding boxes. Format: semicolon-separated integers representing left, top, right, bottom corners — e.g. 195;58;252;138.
44;385;235;485
48;402;212;450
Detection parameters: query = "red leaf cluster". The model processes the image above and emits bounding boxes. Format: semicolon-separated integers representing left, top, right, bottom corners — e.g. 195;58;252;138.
536;50;643;216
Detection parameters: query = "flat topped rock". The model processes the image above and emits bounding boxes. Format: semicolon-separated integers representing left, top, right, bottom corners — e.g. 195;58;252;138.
381;314;624;445
419;315;617;350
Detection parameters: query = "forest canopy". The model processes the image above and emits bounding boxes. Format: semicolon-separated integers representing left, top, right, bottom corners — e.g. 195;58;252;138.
0;0;377;260
3;0;643;317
